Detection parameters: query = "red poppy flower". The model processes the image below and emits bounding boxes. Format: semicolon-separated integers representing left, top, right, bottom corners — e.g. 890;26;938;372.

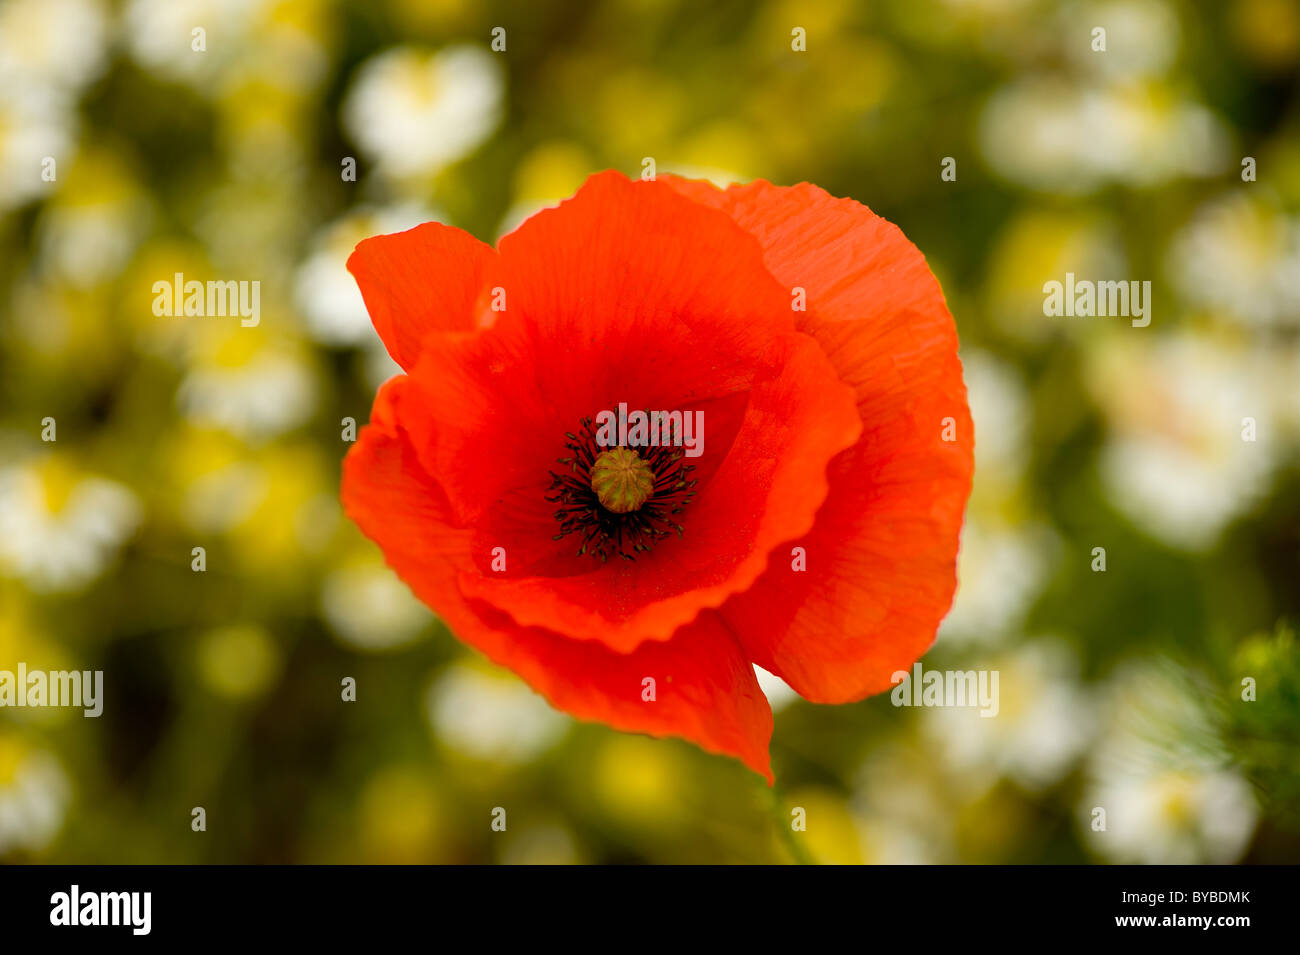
341;171;973;782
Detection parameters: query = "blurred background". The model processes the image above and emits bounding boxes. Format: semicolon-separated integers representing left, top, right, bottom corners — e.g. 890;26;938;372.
1;0;1298;864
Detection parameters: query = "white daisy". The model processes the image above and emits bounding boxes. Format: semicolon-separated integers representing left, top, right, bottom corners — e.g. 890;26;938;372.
127;0;328;95
1063;0;1180;81
940;519;1056;647
122;0;266;91
426;664;568;764
321;560;433;652
1086;331;1276;549
925;639;1096;791
0;81;73;213
981;77;1230;193
181;461;266;534
0;459;141;593
0;0;108;92
0;743;69;857
1081;662;1258;863
177;346;317;442
1166;193;1300;328
36;186;153;288
342;45;504;181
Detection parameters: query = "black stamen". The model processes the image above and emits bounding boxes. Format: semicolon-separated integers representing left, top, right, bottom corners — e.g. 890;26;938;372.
547;411;697;562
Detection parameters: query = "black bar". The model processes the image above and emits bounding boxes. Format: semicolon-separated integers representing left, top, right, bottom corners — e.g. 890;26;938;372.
0;864;1281;942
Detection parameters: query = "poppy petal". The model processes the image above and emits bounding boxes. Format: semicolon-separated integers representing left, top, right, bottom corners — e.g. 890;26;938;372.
346;221;499;370
390;172;860;653
664;177;974;703
341;376;775;780
456;328;861;652
399;170;792;523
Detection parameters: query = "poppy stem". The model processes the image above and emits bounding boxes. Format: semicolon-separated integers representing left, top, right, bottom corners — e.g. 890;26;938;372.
763;782;816;865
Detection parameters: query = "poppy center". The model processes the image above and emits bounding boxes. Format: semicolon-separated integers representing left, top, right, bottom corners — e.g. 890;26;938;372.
590;447;654;513
547;414;698;563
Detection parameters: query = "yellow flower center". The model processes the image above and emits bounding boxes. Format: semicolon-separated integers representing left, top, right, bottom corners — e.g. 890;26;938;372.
589;447;654;514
